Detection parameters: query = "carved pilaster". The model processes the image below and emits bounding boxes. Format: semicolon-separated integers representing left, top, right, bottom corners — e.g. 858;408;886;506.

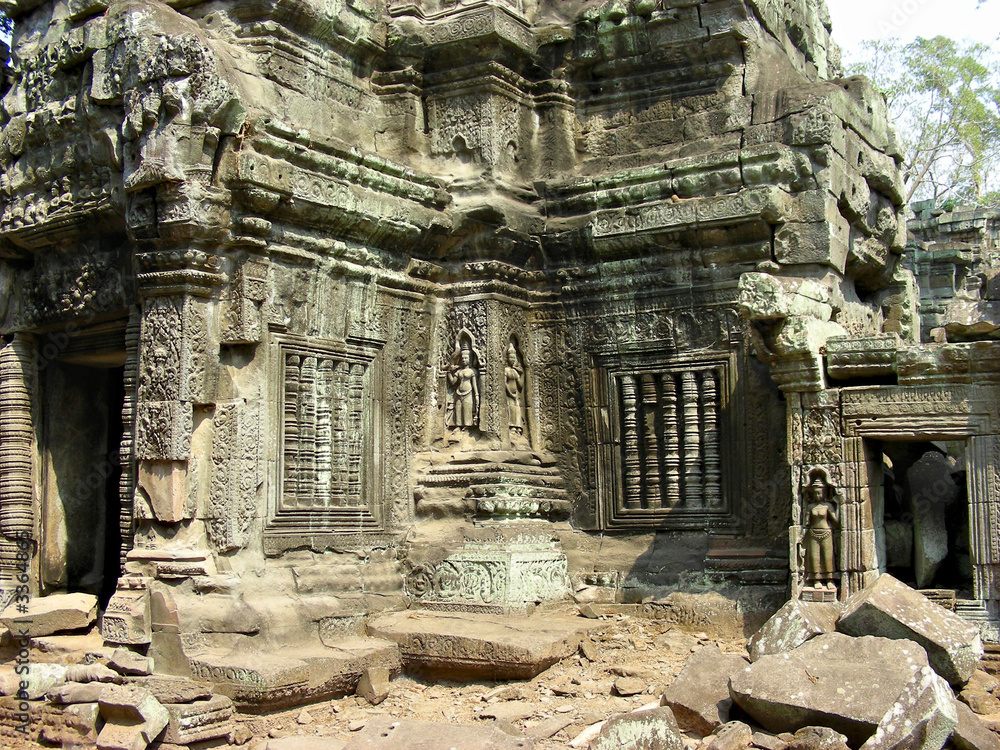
0;335;36;605
119;310;140;570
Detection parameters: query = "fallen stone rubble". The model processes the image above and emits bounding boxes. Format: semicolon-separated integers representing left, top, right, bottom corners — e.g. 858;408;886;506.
0;580;999;750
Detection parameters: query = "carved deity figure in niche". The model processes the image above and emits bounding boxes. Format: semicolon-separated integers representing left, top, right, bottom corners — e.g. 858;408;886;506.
505;343;525;435
447;346;479;429
802;469;839;590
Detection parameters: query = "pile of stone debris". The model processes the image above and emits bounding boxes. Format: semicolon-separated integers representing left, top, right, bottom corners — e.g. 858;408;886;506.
0;592;234;748
581;573;995;750
0;575;998;750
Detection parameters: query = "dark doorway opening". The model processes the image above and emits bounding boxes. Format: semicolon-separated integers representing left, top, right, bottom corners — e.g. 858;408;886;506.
872;439;973;600
40;322;127;608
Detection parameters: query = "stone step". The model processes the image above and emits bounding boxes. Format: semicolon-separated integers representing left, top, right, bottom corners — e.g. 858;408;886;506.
367;609;608;681
187;637;401;712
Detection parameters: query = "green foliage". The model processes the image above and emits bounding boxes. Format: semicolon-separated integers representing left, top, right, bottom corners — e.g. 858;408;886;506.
849;36;1000;209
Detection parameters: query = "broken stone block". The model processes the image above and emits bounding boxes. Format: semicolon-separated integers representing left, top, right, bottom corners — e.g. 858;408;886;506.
356;666;389;705
837;574;983;685
97;683;170;750
0;593;98;636
613;676;646;696
662;645;749;735
965;671;1000;694
858;666;957;750
590;706;683;750
47;681;107;704
747;600;840;662
960;689;1000;716
0;662;68;699
341;717;535;749
161;694;234;744
953;701;1000;750
127;674;212;704
367;610;606;680
110;648;154;677
65;663;122;684
730;633;930;746
705;721;754;750
786;727;849;750
39;701;102;747
103;581;152;646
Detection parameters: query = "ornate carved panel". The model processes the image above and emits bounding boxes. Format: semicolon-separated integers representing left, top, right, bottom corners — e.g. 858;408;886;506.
588;346;740;530
265;333;385;548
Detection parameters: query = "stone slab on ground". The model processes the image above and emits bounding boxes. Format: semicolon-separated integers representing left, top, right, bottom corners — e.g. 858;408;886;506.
341;717;535;749
367;609;607;680
858;666;956;750
189;637;400;710
662;645;749;735
748;600;840;662
591;706;684;750
837;574;982;685
953;701;1000;750
0;593;98;637
730;633;931;747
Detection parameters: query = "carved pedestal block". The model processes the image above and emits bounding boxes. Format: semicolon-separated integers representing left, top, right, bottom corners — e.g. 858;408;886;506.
407;532;568;615
102;577;152;645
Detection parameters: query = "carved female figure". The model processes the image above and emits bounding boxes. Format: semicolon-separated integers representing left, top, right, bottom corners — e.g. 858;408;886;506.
802;469;839;590
448;348;479;428
504;343;525;434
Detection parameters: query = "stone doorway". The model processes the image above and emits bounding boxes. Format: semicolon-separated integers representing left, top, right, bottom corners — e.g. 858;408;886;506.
39;326;127;606
872;440;973;600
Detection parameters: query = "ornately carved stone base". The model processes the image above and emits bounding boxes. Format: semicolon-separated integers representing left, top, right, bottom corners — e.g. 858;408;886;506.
800;585;838;603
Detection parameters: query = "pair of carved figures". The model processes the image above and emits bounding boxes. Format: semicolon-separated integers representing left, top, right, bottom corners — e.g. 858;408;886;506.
801;469;839;590
446;340;525;434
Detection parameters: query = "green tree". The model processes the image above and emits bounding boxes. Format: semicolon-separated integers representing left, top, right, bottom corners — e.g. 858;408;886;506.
849;37;1000;208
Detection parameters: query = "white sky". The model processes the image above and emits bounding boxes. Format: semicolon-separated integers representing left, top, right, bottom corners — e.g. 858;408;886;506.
827;0;1000;63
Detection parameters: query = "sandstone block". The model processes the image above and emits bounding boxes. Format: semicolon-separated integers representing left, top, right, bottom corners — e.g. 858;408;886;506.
705;721;753;750
729;633;930;746
786;727;849;750
97;684;170;750
953;702;1000;750
747;600;840;662
110;648;154;677
368;610;605;680
47;681;107;704
591;706;683;750
0;593;98;637
858;666;957;750
837;574;983;685
356;666;390;705
960;689;1000;716
161;694;234;744
40;701;102;747
662;645;749;735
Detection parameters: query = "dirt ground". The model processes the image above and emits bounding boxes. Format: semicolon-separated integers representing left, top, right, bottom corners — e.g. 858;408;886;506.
5;612;748;749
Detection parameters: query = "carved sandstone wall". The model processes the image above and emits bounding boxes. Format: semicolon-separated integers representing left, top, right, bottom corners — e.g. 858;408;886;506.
0;0;906;645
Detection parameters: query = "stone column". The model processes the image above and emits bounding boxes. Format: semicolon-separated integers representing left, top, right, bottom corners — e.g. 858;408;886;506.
0;335;37;605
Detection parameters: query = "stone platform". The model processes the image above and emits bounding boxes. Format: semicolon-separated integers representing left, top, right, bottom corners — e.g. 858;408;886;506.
187;637;401;712
367;609;608;680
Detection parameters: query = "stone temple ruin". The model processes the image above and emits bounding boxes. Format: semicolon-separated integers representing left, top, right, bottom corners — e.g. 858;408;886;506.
1;0;1000;739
